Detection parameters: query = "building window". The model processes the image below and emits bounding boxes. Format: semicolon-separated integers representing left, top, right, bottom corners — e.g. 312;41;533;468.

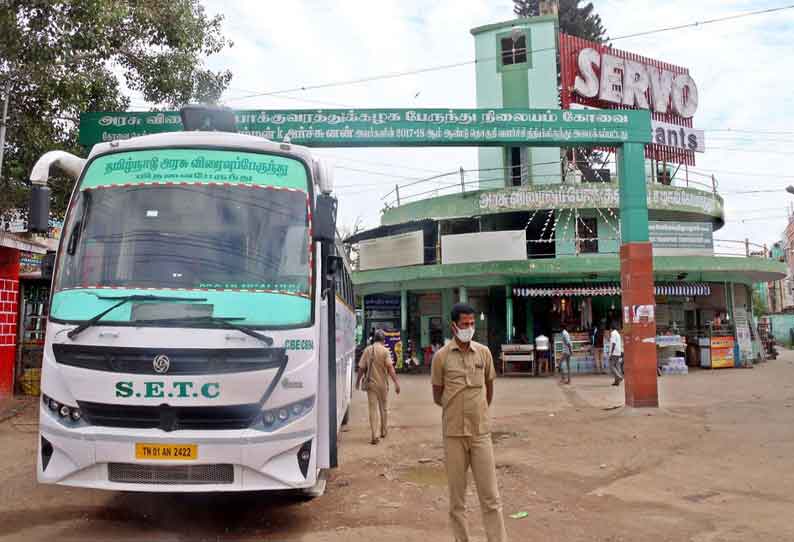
577;217;598;254
508;147;528;186
500;34;527;66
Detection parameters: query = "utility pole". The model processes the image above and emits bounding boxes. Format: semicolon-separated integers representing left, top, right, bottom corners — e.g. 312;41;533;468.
0;84;9;179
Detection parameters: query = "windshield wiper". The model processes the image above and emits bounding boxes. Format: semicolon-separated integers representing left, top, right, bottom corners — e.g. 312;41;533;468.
132;316;274;346
67;294;208;340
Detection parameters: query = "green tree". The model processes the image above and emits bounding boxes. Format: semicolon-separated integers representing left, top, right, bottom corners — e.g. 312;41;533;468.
513;0;607;42
0;1;233;221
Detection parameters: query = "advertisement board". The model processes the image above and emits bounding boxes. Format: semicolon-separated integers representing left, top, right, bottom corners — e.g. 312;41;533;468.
710;336;735;368
19;251;43;277
383;330;403;371
649;221;713;252
559;33;699;165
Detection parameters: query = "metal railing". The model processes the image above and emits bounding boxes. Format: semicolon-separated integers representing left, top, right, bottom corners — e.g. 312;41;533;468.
712;238;768;258
380;162;720;209
649;165;718;193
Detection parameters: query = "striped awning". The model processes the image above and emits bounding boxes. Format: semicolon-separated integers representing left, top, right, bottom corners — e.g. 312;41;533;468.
512;283;711;298
654;283;710;296
512;284;621;298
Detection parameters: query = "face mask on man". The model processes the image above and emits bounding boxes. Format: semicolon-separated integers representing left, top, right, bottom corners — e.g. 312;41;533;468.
455;325;475;343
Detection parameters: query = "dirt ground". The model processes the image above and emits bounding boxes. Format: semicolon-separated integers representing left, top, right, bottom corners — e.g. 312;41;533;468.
2;351;794;542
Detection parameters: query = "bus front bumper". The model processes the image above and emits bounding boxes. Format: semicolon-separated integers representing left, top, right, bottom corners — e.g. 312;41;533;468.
37;407;319;492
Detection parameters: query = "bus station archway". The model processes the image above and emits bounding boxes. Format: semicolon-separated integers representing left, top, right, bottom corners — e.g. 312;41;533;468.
81;107;659;407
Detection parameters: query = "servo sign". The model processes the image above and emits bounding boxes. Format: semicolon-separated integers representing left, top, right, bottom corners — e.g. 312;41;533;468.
573;48;699;119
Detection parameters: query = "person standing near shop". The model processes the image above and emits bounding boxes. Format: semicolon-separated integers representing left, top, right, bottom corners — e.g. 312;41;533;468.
591;321;605;374
431;303;508;542
356;329;401;445
559;323;572;384
607;322;624;386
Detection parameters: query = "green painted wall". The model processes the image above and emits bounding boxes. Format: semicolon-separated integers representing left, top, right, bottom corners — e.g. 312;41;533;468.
552;210;619;257
474;26;504;191
597;211;620;254
472;17;560;190
556;210;576;257
524;20;560;186
768;313;794;344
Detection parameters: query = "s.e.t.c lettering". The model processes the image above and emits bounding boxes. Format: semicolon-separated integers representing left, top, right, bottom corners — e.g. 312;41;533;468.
115;381;220;399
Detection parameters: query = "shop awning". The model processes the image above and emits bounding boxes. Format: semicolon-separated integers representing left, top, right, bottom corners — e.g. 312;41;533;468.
512;282;711;298
655;283;711;296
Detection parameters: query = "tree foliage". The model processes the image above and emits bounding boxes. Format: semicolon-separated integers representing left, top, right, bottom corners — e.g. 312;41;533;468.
0;1;233;220
513;0;607;42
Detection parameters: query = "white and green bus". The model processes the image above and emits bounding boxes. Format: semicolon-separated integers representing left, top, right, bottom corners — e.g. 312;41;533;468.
29;107;355;494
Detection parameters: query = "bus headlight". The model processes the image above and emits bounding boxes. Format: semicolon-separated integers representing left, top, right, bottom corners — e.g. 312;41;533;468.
258;396;315;432
42;394;85;427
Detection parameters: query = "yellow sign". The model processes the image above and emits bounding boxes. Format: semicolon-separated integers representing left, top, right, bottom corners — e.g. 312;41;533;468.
135;443;198;460
710;336;735;369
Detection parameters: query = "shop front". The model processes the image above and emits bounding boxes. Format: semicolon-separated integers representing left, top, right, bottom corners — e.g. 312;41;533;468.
0;232;49;395
16;251;51;395
504;281;753;376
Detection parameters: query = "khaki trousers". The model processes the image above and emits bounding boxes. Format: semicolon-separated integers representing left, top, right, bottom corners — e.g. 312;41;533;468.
366;386;388;441
444;433;507;542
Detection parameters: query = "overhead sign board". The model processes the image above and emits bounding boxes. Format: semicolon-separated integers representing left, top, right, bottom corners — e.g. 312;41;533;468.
79;108;652;149
560;33;699;166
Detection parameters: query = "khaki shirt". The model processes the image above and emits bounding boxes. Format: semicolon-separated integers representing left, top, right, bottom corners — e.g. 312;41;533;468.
431;340;495;437
358;343;393;390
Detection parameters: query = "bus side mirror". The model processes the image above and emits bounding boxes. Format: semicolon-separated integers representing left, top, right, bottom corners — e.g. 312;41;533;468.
41;252;56;281
29;185;51;233
313;194;337;242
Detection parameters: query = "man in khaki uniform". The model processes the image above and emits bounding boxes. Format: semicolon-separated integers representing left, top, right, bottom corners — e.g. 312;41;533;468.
357;329;401;444
432;304;507;542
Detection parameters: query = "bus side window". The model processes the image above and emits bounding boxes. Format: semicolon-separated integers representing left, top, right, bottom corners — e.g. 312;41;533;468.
345;269;353;307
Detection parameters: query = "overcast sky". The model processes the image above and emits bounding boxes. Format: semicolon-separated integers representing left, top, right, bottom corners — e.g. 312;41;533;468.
192;0;793;250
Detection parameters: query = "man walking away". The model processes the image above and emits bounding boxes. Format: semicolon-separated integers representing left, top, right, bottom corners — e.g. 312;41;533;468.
560;324;573;384
592;321;605;374
431;303;508;542
356;329;401;445
608;322;624;386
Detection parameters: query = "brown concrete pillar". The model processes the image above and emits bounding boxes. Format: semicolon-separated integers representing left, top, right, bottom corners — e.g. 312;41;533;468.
620;242;658;407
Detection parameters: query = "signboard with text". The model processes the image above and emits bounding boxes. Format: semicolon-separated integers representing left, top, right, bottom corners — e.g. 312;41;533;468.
79;108;652;149
649;221;713;250
478;184;722;217
560;33;699;165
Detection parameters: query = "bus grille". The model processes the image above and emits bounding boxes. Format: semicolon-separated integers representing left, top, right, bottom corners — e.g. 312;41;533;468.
108;463;234;485
78;402;261;431
53;344;287;375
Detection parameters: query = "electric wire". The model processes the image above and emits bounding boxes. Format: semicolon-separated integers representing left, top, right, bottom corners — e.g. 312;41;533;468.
224;4;794;102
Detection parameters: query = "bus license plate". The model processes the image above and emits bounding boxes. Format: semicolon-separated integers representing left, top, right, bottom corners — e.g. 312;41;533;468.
135;443;197;460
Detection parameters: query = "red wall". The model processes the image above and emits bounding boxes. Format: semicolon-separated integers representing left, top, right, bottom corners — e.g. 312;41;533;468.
0;247;20;394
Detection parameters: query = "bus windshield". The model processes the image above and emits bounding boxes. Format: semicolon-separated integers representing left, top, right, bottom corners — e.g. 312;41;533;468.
52;148;313;328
